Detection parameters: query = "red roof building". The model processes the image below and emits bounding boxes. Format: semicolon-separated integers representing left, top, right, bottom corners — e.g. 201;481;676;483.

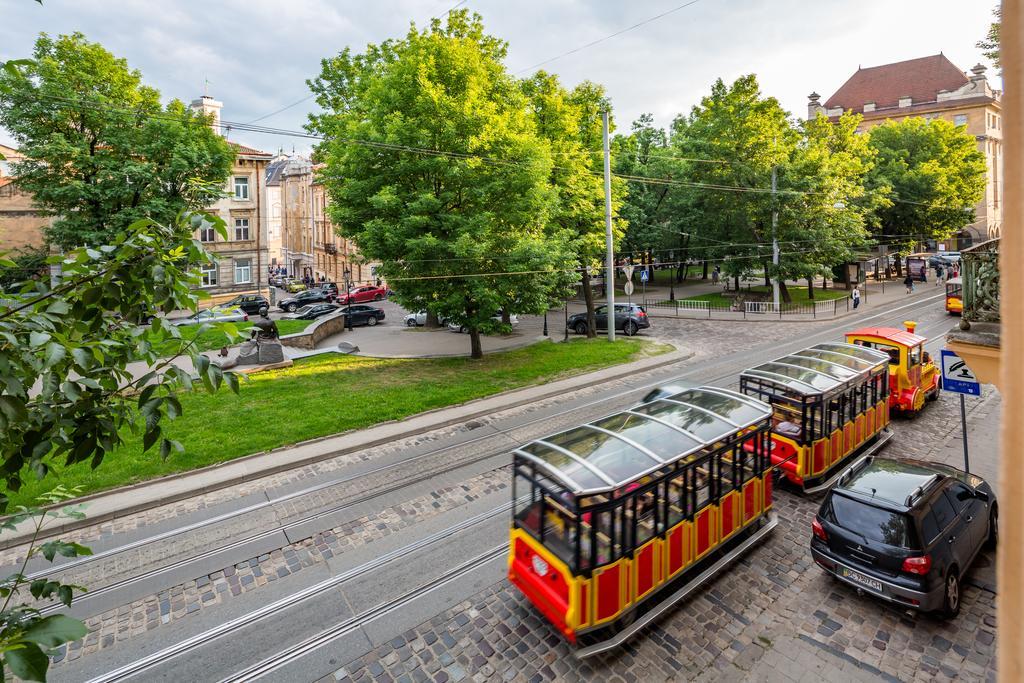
809;55;1003;246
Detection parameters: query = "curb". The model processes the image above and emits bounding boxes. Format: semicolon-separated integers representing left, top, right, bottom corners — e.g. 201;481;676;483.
1;345;692;550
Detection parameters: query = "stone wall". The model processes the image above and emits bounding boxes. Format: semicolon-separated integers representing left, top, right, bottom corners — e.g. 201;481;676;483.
279;312;349;350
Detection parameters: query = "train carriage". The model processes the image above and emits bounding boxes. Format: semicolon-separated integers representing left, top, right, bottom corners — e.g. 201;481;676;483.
508;386;776;657
945;277;963;315
739;343;893;494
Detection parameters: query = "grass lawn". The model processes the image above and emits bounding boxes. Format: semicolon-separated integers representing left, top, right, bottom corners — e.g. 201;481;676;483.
173;319;315;353
7;337;670;507
680;285;848;308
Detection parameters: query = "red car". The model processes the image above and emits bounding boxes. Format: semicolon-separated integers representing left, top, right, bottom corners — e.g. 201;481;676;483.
335;285;388;304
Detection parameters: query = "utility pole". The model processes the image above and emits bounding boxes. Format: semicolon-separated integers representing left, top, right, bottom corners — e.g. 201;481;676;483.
771;164;780;310
603;109;616;342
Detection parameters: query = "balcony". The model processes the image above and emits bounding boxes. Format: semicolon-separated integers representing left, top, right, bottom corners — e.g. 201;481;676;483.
946;238;1001;387
324;243;338;255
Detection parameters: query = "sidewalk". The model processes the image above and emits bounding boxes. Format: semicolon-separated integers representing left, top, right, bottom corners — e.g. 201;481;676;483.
0;346;693;548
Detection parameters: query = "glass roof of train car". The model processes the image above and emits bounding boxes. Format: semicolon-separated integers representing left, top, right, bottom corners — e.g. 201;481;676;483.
740;343;889;398
514;386;772;495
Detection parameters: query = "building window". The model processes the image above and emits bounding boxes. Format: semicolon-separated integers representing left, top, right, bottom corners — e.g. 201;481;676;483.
234;259;252;284
201;263;218;287
199;225;216;242
954;114;968;127
234;176;249;200
234;218;250;241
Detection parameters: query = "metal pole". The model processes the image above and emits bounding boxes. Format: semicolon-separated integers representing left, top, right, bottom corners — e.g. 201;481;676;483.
603;109;616;343
771;165;780;310
960;394;971;473
543;310;548;337
563;300;569;341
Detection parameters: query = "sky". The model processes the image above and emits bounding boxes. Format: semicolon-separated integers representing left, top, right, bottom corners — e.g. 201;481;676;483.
0;0;999;154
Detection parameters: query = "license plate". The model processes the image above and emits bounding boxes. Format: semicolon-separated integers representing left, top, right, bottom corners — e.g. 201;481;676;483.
840;566;883;593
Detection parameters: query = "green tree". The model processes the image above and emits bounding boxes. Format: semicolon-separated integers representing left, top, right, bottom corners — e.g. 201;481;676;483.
977;6;1001;73
668;75;796;293
309;11;572;358
0;33;234;250
866;117;987;268
521;73;625;337
775;112;877;297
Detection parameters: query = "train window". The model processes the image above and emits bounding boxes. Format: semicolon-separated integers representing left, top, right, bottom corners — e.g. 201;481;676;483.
514;474;541;536
666;471;688;526
541;494;576;565
827;396;843;433
591;509;618;566
694;458;712;510
772;404;803;442
909;345;922;367
634;489;658;546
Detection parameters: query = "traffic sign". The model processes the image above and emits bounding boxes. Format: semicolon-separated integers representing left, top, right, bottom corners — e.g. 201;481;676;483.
940;349;981;396
640;270;649;283
623;265;635;281
624;281;634;296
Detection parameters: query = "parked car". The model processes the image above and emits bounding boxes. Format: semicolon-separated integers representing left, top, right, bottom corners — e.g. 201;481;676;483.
278;289;330;312
170;307;249;327
567;303;650;336
336;285;388;304
404;310;450;327
928;252;961;268
339;304;385;327
284;280;308;293
810;456;997;618
283;303;340;321
448;314;518;333
269;274;288;287
216;294;269;316
315;282;339;298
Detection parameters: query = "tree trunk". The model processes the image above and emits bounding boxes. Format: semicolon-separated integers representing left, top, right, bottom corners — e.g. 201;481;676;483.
501;307;511;325
894;256;903;277
734;274;740;292
807;277;814;300
468;328;483;359
702;260;709;280
778;279;792;304
822;275;828;290
581;269;597;339
425;311;440;329
764;262;771;288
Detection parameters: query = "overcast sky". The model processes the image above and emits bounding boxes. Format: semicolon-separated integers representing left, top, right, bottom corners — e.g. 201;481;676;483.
1;0;999;153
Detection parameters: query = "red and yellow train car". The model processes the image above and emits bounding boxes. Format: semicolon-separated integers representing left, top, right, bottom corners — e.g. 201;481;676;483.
508;386;775;657
846;322;940;415
739;343;892;493
945;277;963;315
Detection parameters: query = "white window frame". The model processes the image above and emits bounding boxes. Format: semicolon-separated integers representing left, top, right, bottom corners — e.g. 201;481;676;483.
234;218;250;241
199;225;216;243
954;114;968;127
234;259;252;284
201;263;218;287
234;176;250;200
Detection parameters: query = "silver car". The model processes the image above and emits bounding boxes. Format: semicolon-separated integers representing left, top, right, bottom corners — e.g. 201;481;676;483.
404;310;449;327
170;307;249;327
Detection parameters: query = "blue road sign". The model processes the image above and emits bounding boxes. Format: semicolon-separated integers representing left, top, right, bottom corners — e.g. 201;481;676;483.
640;269;649;283
940;349;981;396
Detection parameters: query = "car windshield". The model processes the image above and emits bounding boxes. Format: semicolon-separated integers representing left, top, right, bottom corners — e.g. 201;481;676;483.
296;305;315;314
828;494;913;548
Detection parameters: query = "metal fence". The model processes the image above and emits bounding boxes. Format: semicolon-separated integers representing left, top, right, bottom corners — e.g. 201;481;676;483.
639;296;850;320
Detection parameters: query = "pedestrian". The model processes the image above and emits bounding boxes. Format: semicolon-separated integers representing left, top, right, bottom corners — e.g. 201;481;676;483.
934;265;944;286
711;266;720;286
851;286;861;310
904;273;914;294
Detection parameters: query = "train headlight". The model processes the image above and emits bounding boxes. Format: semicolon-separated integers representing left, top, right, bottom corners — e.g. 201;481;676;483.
531;555;549;577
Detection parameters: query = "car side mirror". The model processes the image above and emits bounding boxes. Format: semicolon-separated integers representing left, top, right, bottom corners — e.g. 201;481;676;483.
975;489;990;503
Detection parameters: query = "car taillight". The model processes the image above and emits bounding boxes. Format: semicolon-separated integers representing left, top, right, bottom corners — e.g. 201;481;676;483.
812;517;828;541
243;314;249;321
902;555;932;575
638;310;647;318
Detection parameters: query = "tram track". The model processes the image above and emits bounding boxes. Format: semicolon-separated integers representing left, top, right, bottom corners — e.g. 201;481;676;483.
80;505;512;683
24;292;946;614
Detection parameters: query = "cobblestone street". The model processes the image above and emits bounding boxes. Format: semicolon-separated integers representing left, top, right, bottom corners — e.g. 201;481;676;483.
320;386;1001;683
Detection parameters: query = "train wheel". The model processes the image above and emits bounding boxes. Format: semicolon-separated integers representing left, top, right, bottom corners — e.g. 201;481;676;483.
911;389;926;413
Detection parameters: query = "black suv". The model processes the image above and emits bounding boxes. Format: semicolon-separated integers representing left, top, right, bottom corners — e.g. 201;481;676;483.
811;457;996;618
221;294;270;315
567;303;650;336
278;289;330;312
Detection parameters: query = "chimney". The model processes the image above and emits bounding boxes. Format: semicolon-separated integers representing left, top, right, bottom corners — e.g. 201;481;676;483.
190;94;224;136
904;320;917;334
898;95;912;108
970;63;988;85
807;92;825;119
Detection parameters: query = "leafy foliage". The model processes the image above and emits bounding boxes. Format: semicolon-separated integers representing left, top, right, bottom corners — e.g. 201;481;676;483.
0;32;234;250
0;488;91;682
866;117;987;253
977;6;1001;73
308;11;581;357
0;211;240;509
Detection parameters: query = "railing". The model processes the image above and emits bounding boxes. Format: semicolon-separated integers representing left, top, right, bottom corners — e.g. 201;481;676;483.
639;296;849;320
960;238;1000;329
